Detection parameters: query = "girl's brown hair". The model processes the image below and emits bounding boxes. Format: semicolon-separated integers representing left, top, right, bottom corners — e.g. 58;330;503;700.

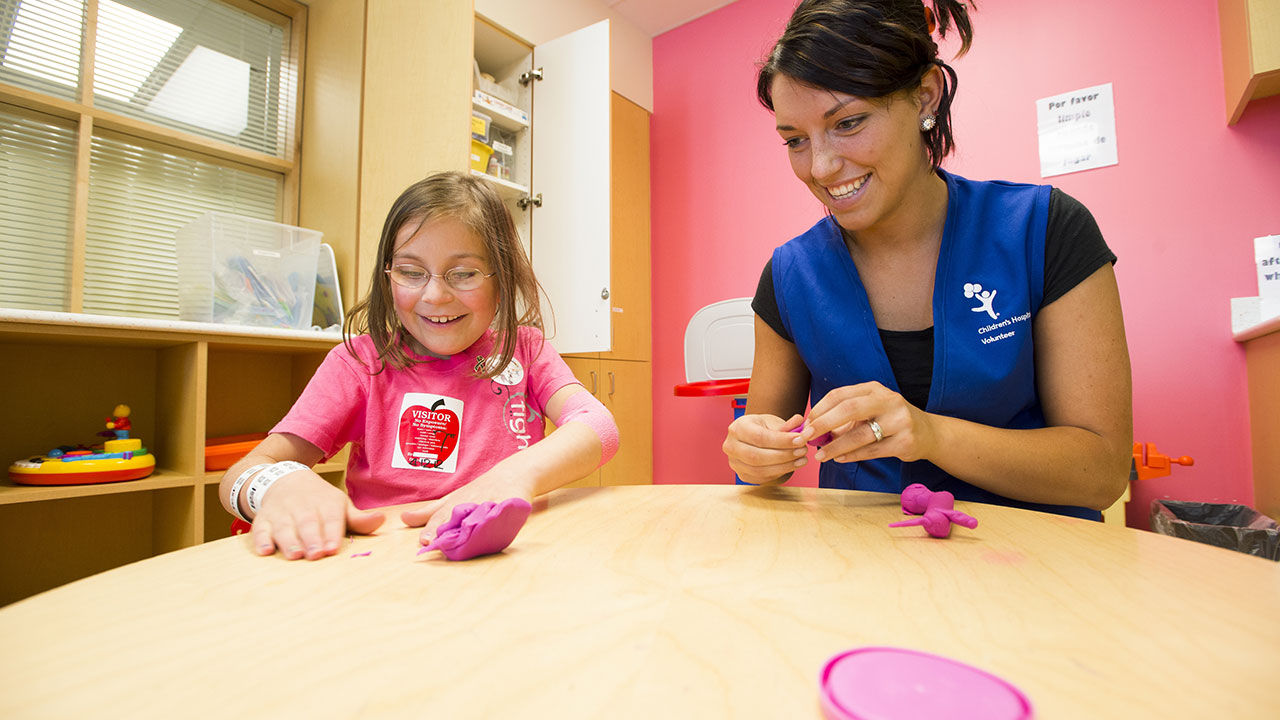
343;171;544;379
757;0;976;169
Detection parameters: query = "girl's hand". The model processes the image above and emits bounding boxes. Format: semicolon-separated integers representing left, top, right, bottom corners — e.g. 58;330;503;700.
249;468;385;560
801;381;939;465
722;412;808;485
400;472;536;545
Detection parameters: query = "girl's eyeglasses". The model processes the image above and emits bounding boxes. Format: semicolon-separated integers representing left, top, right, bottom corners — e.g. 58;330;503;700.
385;264;496;291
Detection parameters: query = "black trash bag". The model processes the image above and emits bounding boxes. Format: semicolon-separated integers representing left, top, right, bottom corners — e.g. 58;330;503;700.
1149;500;1280;561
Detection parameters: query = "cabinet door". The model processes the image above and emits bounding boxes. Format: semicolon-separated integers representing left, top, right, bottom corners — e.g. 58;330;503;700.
556;356;602;487
602;92;651;363
531;20;611;355
600;358;652;486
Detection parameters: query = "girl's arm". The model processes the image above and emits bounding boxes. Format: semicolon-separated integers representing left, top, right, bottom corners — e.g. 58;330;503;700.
721;316;813;485
219;432;385;560
804;264;1132;510
400;384;616;540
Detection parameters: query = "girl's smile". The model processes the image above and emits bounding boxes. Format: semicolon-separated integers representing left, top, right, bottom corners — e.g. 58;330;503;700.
389;216;498;358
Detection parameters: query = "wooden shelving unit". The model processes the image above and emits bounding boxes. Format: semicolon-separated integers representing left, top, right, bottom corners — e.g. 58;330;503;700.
0;310;343;605
1219;0;1280;124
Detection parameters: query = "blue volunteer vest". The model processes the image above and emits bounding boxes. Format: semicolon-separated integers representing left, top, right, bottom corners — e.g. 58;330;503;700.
773;169;1100;520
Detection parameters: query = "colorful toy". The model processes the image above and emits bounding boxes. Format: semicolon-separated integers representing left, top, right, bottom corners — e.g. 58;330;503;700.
889;483;978;538
1132;442;1194;481
103;404;132;439
418;498;533;561
8;406;155;486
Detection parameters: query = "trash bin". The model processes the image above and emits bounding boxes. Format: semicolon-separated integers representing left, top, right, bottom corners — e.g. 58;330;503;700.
1149;500;1280;561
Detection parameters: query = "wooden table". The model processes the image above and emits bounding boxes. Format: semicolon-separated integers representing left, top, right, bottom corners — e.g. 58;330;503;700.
1;485;1276;718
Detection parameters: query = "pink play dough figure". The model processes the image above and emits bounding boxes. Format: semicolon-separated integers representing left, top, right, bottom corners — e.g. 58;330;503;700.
418;497;532;560
792;422;833;447
888;483;978;538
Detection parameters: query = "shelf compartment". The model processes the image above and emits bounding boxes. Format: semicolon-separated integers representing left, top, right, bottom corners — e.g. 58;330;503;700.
473;91;529;131
0;468;197;506
470;169;530;200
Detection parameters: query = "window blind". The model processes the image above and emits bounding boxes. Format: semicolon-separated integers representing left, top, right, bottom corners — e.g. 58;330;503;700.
92;0;289;158
83;132;279;319
0;0;84;101
0;0;296;320
0;103;76;311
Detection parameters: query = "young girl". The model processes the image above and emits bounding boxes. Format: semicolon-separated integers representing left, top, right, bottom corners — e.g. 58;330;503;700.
219;171;619;560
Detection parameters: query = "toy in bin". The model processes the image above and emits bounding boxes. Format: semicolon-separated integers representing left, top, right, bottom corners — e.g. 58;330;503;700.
205;432;269;472
8;405;155;485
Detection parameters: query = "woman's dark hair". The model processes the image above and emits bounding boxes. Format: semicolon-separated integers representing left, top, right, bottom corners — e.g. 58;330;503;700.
344;171;545;379
757;0;975;168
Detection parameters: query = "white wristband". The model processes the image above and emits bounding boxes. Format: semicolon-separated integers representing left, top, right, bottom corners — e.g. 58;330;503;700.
245;460;309;516
229;463;270;523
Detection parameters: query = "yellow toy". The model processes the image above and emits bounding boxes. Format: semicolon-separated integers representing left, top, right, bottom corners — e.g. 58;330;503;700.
8;405;155;486
105;403;133;439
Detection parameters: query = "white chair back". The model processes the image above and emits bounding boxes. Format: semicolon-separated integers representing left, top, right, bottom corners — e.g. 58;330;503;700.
683;298;755;383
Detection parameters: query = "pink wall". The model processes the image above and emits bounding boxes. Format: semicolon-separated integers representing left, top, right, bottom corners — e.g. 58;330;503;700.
650;0;1280;528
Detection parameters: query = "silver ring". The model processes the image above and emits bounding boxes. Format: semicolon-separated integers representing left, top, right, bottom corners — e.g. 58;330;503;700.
868;419;884;442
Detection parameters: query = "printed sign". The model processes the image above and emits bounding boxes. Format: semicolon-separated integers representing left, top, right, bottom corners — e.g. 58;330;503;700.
1036;83;1118;178
1257;234;1280;320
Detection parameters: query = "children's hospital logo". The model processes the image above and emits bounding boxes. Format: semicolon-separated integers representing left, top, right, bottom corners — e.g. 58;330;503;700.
967;281;1030;346
964;282;999;320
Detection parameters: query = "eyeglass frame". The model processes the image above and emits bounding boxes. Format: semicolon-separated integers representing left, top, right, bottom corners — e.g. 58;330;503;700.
384;263;497;292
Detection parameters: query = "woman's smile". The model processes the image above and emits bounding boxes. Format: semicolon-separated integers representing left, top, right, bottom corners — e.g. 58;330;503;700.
826;173;870;201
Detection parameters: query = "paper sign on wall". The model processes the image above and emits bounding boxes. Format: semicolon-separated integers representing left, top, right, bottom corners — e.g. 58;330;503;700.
1257;234;1280;321
1036;83;1118;178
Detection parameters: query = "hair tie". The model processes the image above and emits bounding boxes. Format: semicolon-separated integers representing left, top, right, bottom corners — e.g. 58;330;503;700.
924;5;938;34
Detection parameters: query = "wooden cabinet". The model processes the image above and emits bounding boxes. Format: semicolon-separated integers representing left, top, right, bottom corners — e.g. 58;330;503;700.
560;92;652;485
559;357;652;488
0;312;344;605
300;0;472;306
1219;0;1280;124
470;16;614;355
303;2;617;357
1237;320;1280;521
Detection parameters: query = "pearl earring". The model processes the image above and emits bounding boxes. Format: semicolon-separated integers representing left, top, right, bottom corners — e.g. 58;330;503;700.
920;114;937;132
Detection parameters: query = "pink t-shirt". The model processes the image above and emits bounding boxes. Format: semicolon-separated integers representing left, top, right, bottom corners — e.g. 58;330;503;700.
273;326;579;509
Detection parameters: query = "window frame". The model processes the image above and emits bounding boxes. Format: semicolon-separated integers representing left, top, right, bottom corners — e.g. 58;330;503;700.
0;0;306;314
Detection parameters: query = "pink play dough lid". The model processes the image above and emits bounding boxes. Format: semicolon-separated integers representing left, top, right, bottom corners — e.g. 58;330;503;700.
820;647;1033;720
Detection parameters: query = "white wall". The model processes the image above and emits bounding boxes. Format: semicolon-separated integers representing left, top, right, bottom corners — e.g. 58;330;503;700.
476;0;654;111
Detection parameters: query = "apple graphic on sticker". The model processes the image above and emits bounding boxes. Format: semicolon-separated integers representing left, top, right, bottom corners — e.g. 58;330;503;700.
399;399;460;468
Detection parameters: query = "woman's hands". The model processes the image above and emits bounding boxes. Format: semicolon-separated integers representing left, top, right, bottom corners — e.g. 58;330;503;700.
400;471;536;545
800;381;939;465
725;381;938;484
249;468;386;560
722;412;809;485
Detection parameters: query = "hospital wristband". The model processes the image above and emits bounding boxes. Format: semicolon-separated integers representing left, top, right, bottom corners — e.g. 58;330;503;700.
245;460;309;516
229;463;270;523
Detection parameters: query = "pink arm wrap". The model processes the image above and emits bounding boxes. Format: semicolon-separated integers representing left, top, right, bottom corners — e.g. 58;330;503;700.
558;389;620;467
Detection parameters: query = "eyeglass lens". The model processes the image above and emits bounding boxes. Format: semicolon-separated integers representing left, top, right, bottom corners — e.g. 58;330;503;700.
387;265;489;291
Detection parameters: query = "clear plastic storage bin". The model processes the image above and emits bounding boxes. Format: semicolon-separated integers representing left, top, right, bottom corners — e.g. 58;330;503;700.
176;212;322;330
488;126;515;180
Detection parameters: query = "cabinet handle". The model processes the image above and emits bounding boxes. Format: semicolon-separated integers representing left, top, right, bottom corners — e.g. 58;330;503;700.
608;371;615;397
588;370;597;395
